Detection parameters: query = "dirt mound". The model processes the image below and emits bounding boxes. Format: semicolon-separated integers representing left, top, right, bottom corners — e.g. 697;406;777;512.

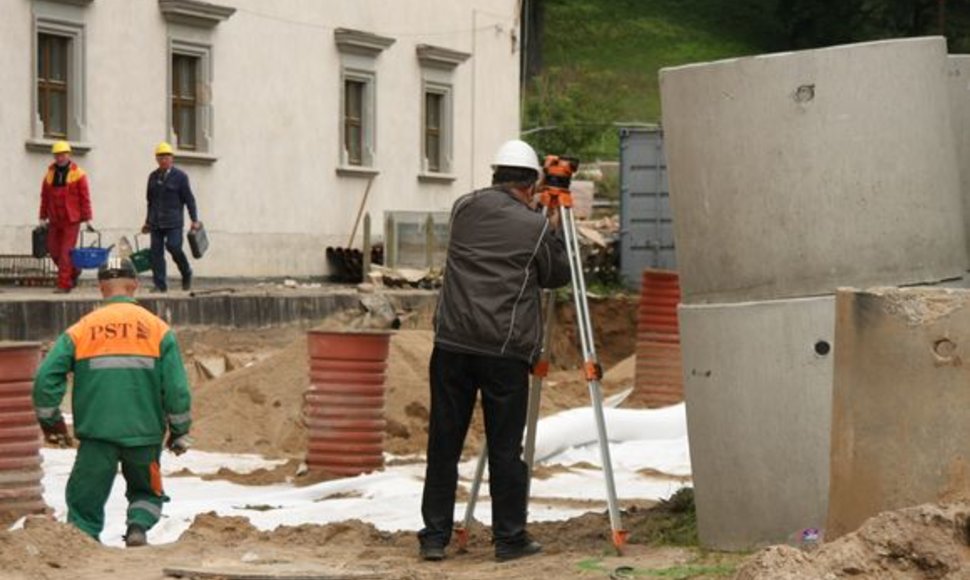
188;295;640;459
190;336;309;457
179;511;403;549
0;516;101;579
737;502;970;579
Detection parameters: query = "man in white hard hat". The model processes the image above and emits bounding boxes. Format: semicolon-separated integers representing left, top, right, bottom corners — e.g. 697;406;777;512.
418;139;570;563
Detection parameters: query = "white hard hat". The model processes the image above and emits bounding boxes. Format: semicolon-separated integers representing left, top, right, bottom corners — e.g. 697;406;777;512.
491;139;541;174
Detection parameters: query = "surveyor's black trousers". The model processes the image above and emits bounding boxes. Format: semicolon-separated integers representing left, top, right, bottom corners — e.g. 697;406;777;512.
419;346;531;548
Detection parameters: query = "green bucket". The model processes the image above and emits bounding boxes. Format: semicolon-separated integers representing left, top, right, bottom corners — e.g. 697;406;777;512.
131;235;152;273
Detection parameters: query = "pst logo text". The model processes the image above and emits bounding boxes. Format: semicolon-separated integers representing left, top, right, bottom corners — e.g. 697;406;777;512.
89;321;150;341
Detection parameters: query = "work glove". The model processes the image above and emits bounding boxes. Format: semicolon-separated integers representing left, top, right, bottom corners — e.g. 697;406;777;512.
166;432;191;456
41;419;74;448
141;223;150;235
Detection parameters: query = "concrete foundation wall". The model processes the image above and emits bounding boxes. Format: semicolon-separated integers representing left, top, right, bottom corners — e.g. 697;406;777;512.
679;297;834;550
827;287;970;538
661;38;967;304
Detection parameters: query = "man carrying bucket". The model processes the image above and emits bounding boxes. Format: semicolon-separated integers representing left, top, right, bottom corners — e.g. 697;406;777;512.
141;142;200;293
38;140;94;293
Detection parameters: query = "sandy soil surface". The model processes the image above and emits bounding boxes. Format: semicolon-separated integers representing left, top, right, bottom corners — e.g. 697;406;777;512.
737;502;970;579
1;507;743;580
7;294;721;579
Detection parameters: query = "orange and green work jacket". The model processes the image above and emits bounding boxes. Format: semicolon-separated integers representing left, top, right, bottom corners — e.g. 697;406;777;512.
33;296;192;447
39;162;93;225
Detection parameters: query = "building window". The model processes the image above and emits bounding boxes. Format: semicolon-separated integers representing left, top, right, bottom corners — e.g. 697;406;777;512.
340;73;374;168
334;28;394;175
172;53;199;150
416;44;469;180
344;79;365;166
27;4;90;153
37;33;70;139
167;40;213;155
424;91;444;173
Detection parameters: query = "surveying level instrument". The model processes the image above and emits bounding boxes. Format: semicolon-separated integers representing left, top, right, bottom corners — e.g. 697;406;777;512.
454;154;629;554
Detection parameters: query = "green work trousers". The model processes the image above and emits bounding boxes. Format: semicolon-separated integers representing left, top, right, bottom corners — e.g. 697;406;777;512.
66;438;168;541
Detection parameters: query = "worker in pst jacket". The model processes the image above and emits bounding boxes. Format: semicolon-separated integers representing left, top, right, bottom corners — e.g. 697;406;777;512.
39;140;94;293
33;257;192;547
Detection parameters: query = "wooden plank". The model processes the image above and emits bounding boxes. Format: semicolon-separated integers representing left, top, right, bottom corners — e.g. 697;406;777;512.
162;565;385;580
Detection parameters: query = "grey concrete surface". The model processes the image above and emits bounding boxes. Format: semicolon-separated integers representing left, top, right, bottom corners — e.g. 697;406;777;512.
0;282;436;341
679;296;835;550
661;38;967;304
948;55;970;264
827;287;970;538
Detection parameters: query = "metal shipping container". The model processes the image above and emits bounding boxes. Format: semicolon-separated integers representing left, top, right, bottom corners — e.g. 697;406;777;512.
619;127;676;290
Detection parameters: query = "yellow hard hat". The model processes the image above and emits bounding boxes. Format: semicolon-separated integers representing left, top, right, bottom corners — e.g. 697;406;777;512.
155;141;174;156
51;140;71;155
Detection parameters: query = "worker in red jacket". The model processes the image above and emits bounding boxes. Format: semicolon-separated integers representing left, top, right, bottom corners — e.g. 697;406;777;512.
39;140;94;293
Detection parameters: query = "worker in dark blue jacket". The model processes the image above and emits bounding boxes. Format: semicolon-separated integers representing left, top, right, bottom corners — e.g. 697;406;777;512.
142;142;200;293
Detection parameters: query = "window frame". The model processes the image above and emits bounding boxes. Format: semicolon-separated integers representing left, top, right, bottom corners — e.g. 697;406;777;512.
419;81;454;178
167;38;214;160
339;69;376;170
37;32;70;139
26;8;90;154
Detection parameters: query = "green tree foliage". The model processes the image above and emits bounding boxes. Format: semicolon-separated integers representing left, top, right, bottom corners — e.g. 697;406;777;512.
522;66;621;159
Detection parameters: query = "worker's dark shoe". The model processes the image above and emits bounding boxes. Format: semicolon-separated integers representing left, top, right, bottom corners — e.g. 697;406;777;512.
150;287;167;294
124;524;147;548
181;274;192;291
419;544;446;561
495;539;542;562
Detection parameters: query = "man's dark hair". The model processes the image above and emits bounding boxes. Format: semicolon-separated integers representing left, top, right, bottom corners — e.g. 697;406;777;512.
492;166;539;188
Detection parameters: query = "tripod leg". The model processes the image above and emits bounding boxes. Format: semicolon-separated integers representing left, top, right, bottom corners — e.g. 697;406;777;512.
523;291;557;501
455;440;487;552
559;205;629;553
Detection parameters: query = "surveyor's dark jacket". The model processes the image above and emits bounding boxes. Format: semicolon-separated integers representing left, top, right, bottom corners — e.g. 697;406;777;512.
434;186;571;364
145;166;198;230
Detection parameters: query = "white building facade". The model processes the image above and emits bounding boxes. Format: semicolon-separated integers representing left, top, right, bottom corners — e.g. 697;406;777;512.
0;0;522;276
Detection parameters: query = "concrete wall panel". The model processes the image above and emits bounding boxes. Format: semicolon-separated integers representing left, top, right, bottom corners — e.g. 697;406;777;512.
948;55;970;264
827;287;970;538
661;38;966;303
679;297;834;550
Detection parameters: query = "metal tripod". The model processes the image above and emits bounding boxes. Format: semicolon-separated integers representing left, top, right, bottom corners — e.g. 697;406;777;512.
453;186;629;553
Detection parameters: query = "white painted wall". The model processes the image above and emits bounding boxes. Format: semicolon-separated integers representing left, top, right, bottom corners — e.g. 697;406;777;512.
0;0;521;277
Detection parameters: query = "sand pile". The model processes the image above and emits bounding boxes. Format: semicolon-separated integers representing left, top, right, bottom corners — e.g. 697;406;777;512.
737;502;970;579
0;516;101;580
190;328;638;459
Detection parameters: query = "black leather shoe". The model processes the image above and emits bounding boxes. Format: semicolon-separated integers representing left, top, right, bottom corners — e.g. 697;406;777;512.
420;544;445;561
150;287;167;294
182;274;192;291
495;539;542;562
124;524;147;547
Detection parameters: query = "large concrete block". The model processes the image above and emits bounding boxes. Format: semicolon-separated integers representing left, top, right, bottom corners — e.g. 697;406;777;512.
827;287;970;538
661;38;967;304
679;297;834;550
948;55;970;263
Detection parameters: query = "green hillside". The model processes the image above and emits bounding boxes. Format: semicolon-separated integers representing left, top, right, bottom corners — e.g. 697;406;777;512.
524;0;970;160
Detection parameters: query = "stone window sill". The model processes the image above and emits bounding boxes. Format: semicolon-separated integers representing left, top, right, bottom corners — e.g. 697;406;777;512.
336;166;380;178
418;172;457;184
175;151;218;165
25;138;92;155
